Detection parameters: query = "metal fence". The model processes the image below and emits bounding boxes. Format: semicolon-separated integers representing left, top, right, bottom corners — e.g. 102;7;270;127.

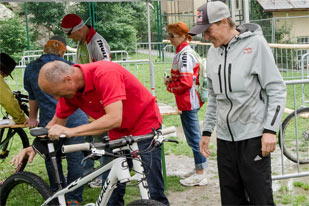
251;16;309;44
272;79;309;181
136;41;309;105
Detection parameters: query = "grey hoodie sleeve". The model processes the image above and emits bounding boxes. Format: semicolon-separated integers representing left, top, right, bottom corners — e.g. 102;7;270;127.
253;36;287;132
202;76;217;135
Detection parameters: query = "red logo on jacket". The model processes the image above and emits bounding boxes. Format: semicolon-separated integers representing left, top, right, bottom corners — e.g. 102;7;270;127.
243;48;252;54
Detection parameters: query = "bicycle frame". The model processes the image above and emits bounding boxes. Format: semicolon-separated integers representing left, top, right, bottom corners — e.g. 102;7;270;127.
42;142;150;206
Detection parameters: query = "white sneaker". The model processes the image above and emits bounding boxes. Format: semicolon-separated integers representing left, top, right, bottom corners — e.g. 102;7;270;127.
179;173;208;186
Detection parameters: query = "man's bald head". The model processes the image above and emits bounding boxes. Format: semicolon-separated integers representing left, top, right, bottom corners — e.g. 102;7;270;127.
39;61;72;83
38;60;74;97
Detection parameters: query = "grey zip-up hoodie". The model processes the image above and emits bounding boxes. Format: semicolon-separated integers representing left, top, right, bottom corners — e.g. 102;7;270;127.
203;23;286;142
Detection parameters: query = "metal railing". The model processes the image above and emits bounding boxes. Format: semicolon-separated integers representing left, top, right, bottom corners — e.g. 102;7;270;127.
111;50;129;61
272;79;309;181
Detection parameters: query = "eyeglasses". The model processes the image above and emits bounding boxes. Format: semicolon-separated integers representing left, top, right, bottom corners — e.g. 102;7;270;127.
168;33;179;38
67;26;75;36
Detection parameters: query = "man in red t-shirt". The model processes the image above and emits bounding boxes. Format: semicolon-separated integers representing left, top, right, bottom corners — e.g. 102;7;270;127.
38;60;169;205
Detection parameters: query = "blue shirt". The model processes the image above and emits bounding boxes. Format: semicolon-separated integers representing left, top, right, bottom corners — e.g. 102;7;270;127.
24;54;88;127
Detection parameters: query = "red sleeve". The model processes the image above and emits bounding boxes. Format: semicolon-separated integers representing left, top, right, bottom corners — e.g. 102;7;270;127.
55;97;78;119
95;70;126;107
167;71;195;95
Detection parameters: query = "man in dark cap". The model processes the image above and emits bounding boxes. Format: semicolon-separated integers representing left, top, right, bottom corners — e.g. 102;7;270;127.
0;53;26;124
11;36;88;206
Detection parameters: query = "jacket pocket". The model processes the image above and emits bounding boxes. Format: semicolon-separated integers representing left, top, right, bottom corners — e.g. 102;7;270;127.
218;64;223;93
228;63;232;92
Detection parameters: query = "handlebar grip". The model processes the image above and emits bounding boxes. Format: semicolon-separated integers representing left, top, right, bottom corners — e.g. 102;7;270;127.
62;143;91;153
162;126;176;135
30;127;49;136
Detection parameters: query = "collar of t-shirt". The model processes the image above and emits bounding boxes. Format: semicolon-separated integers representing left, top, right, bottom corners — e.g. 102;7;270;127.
176;41;189;53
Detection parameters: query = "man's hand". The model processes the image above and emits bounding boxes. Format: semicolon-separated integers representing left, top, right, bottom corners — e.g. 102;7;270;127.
199;136;211;157
10;146;36;167
48;124;74;140
25;118;39;128
261;133;277;157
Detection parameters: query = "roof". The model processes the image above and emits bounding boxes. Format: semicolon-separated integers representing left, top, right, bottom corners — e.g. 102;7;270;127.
258;0;309;11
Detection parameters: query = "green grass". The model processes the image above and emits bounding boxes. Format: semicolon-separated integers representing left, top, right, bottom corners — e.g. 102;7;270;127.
294;182;309;191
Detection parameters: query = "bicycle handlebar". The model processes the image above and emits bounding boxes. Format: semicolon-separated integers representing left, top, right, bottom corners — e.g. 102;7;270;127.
30;127;65;138
30;127;49;136
62;127;177;154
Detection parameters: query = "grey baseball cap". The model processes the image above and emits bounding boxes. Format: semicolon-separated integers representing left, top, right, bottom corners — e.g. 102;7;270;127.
189;1;231;36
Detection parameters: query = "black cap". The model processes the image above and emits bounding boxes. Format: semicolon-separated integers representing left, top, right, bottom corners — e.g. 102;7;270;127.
0;53;16;79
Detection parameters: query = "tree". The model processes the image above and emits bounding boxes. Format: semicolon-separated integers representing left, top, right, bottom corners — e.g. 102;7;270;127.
0;17;27;61
78;2;148;52
251;1;272;20
27;2;65;38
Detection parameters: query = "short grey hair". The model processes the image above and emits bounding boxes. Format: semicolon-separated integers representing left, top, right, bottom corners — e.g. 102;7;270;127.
42;60;72;83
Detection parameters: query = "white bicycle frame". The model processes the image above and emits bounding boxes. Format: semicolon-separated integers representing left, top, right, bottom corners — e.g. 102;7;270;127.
42;143;150;206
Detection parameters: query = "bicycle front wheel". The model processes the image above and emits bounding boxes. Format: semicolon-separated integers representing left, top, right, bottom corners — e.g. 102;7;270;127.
0;171;58;206
0;128;29;183
278;107;309;164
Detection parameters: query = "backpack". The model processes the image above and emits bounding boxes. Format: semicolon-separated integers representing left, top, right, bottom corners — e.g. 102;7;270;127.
187;50;208;102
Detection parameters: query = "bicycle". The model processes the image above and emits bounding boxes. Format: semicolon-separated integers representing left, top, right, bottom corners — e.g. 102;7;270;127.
278;106;309;164
0;127;177;206
0;91;30;183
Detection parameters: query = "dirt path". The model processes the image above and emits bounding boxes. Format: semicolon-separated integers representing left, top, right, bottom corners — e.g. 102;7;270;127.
166;154;220;206
165;125;221;205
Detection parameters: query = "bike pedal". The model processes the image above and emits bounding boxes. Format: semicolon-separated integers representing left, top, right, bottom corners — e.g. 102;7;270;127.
0;150;9;159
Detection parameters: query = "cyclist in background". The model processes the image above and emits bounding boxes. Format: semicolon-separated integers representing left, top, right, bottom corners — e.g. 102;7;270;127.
61;13;111;63
165;22;207;186
0;53;26;124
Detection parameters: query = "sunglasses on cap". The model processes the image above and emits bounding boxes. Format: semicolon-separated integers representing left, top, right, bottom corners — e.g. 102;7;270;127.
168;33;180;38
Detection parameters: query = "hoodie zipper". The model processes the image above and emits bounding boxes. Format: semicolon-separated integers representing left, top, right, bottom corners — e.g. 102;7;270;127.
223;48;234;141
218;64;223;93
271;105;281;126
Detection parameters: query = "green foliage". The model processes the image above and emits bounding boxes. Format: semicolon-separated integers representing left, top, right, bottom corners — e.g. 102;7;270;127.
251;1;272;20
0;17;27;61
27;2;65;38
78;2;148;52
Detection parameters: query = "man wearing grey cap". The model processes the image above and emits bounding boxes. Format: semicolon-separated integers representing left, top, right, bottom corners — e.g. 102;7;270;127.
189;1;286;205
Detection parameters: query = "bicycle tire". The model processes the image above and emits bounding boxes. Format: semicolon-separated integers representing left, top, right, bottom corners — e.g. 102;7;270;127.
0;171;59;206
0;128;30;183
278;107;309;164
127;199;166;206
